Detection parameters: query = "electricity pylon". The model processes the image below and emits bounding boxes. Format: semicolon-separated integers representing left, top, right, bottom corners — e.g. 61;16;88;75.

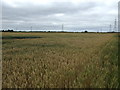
109;24;112;32
62;24;64;31
114;19;117;32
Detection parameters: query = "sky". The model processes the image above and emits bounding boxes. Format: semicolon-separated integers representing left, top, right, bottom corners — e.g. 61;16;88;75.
1;0;119;32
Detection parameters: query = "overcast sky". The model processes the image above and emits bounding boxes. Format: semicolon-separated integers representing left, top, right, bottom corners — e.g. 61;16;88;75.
1;0;119;32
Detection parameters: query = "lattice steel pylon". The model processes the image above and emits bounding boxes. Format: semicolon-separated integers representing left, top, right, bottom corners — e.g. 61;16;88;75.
30;26;32;32
109;24;112;32
114;19;117;32
62;24;64;31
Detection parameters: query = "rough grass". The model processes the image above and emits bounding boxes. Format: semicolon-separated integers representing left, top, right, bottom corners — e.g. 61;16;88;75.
2;32;119;88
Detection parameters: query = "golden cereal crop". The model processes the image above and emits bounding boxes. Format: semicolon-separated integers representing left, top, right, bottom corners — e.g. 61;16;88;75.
2;32;118;88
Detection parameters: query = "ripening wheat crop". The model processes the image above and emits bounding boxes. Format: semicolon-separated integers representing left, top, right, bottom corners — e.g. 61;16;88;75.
2;32;119;88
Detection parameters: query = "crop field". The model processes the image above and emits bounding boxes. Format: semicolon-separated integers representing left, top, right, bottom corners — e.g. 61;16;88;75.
2;32;119;88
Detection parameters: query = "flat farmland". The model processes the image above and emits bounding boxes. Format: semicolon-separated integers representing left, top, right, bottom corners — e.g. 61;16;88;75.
2;32;119;88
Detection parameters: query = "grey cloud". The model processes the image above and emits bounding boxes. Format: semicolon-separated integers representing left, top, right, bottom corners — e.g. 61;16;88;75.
2;1;118;31
2;1;98;20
